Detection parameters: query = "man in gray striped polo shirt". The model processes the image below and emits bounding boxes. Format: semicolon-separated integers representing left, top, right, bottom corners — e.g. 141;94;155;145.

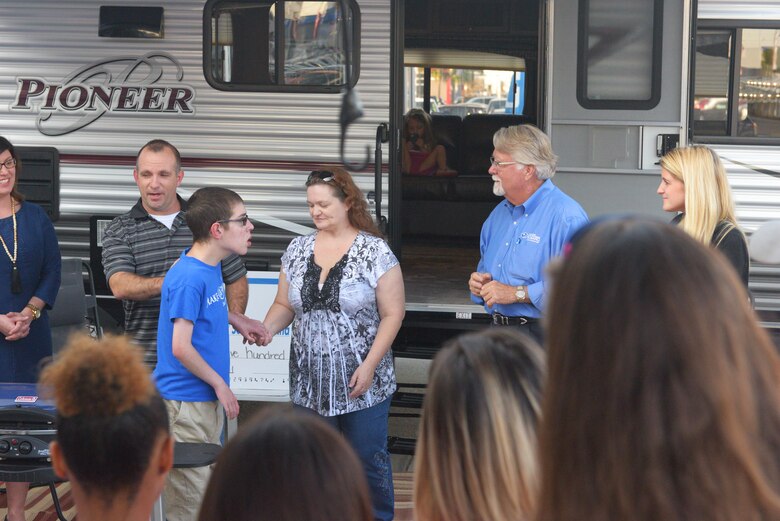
102;139;251;365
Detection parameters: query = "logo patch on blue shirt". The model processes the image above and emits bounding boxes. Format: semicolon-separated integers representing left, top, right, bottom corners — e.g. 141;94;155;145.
520;232;541;244
206;284;226;306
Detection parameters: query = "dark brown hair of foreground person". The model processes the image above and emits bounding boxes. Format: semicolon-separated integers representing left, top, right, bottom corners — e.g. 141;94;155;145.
415;328;544;521
538;218;780;521
305;166;383;237
198;406;373;521
39;333;171;502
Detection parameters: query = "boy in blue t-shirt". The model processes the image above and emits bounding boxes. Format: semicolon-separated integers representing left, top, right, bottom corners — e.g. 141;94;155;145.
153;186;267;521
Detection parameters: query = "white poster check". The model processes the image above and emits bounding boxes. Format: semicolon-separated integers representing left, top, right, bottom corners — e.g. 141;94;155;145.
229;271;291;401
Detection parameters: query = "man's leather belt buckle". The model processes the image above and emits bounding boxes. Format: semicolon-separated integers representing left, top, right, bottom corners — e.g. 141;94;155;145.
492;312;528;326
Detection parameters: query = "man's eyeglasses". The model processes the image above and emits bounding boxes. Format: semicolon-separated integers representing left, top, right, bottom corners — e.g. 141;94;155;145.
306;170;335;185
489;157;520;168
218;215;250;227
0;158;17;171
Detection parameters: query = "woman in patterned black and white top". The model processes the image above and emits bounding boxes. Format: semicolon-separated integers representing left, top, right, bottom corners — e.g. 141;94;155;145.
261;167;405;521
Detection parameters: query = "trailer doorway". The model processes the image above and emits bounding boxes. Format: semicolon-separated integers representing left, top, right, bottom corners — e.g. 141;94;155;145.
396;0;542;313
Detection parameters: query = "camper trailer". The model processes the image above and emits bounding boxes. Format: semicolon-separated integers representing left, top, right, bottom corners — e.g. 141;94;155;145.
1;0;778;344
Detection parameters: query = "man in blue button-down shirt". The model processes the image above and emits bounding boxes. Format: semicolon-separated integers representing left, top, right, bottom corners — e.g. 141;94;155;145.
468;125;588;341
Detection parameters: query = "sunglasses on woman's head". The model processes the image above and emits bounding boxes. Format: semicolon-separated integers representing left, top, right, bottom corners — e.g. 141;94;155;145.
306;170;335;185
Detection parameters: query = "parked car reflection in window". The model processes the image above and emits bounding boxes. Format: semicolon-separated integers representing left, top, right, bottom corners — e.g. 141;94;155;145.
437;103;488;118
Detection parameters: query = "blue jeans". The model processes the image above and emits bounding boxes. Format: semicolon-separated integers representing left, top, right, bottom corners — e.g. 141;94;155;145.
298;398;394;521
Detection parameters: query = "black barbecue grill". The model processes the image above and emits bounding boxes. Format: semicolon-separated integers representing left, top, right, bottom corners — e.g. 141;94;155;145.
0;406;57;461
0;384;66;520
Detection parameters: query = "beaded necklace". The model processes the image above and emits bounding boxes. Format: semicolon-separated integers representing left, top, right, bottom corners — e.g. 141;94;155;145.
0;198;21;294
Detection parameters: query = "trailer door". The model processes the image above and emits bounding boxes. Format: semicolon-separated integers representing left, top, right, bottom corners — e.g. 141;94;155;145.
547;0;694;218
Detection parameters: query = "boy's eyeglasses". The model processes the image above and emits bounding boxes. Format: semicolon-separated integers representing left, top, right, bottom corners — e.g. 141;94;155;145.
218;215;250;227
306;170;335;185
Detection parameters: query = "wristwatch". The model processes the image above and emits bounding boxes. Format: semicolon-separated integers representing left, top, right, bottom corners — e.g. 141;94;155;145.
515;286;527;303
25;303;41;320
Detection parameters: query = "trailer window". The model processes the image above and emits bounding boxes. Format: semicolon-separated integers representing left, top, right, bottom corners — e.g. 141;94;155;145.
404;67;526;117
692;30;732;137
576;0;663;109
693;25;780;140
204;0;360;92
403;49;529;117
99;6;164;38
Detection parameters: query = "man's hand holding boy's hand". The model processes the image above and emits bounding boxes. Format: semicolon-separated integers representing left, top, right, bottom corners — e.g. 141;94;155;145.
229;312;272;345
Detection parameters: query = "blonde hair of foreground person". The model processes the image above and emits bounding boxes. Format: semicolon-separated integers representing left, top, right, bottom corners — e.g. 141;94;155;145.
198;406;373;521
40;334;173;521
538;217;780;521
414;328;544;521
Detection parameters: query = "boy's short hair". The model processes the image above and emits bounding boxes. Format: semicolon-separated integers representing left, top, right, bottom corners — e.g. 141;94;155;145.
186;187;243;242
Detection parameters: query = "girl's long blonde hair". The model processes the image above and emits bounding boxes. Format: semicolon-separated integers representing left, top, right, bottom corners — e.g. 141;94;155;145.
414;329;543;521
659;145;740;246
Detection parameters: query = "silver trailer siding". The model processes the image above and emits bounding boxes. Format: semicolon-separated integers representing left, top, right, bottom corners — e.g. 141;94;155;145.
1;0;778;331
698;0;780;325
0;0;391;266
698;0;780;19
